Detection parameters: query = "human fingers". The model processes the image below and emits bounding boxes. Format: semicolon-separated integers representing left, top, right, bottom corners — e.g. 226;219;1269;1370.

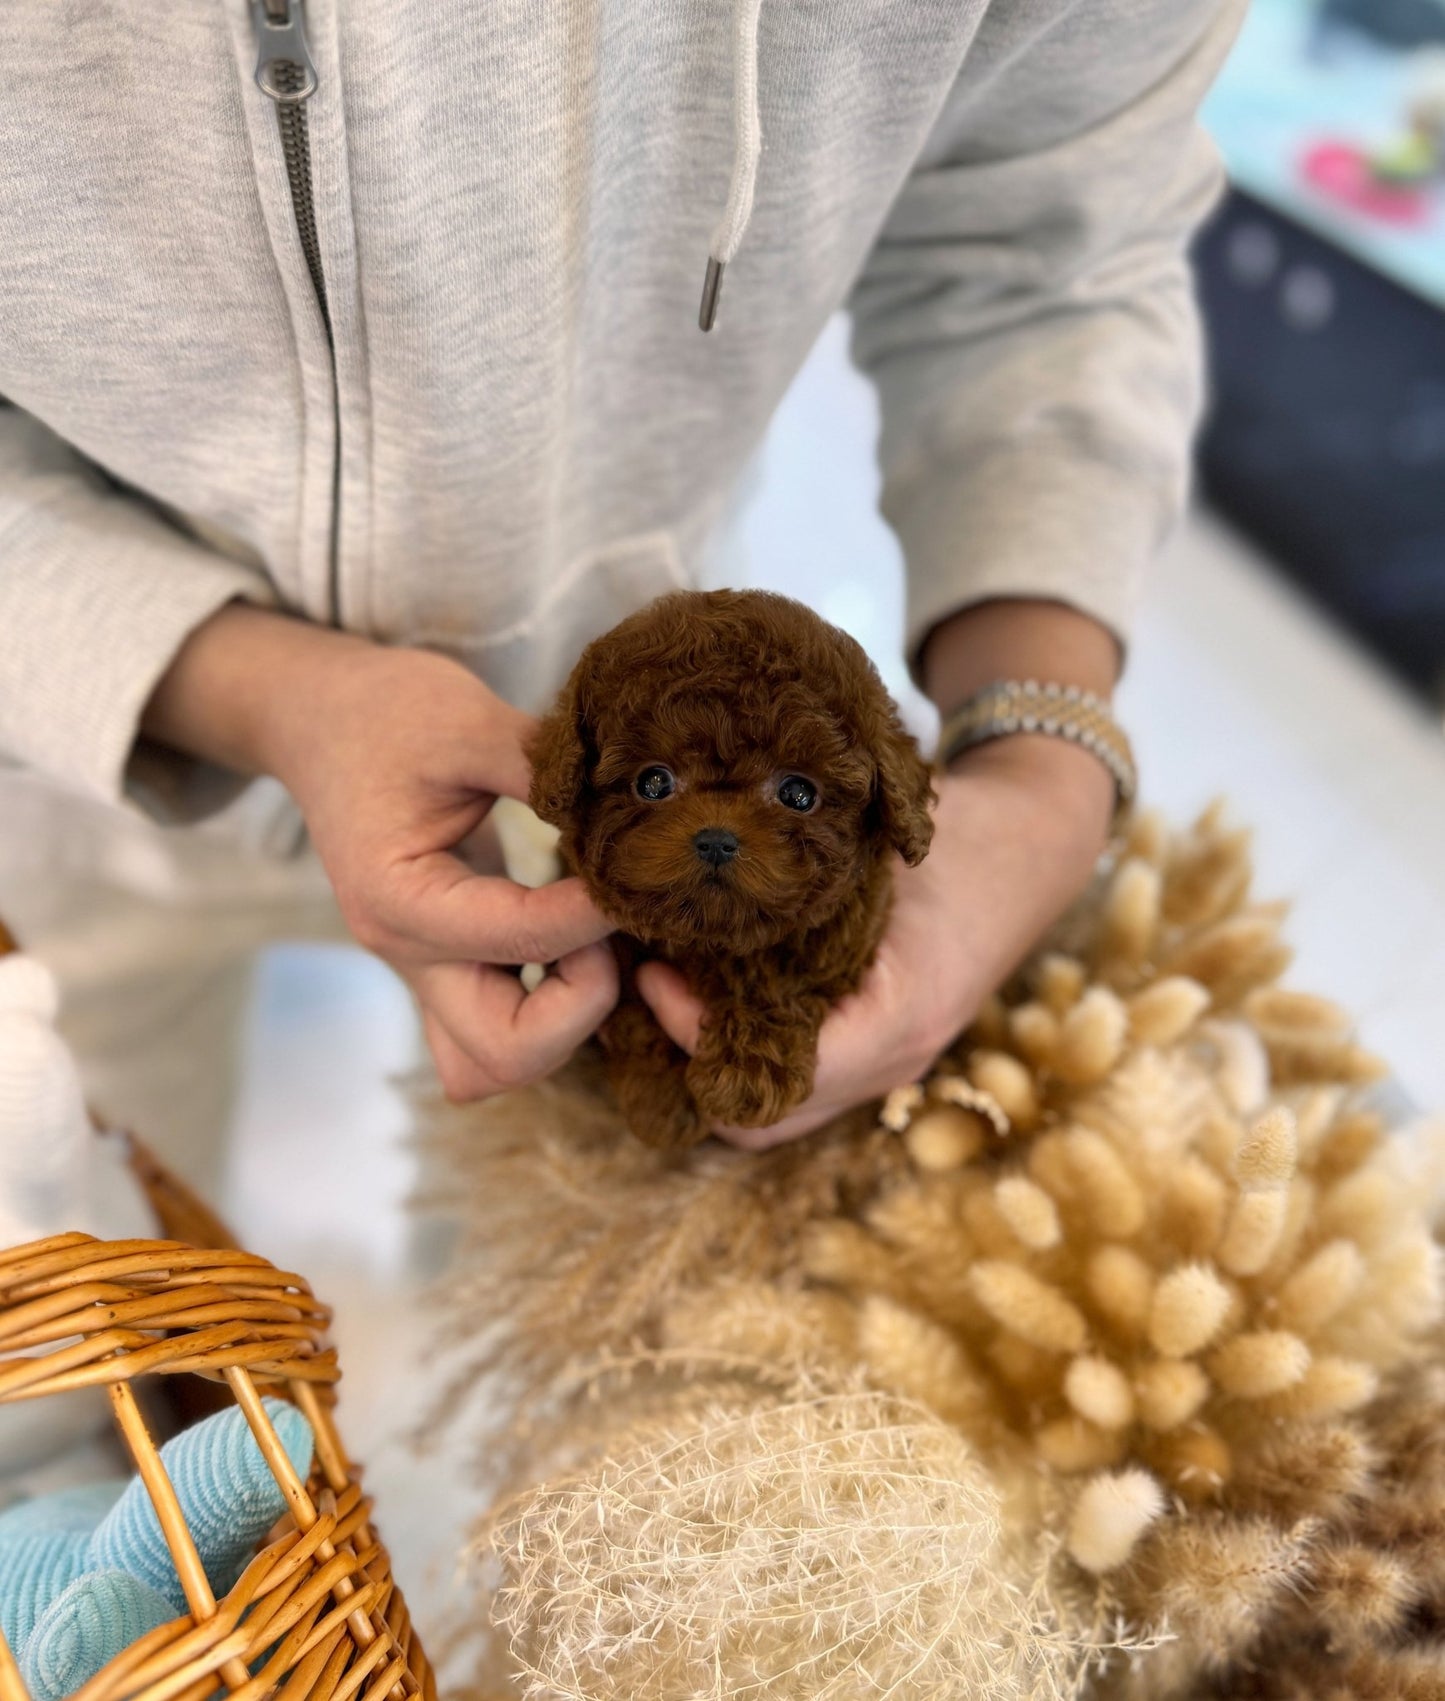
467;703;541;805
641;948;950;1148
421;1008;495;1102
413;941;619;1100
633;958;902;1147
709;961;952;1150
636;962;859;1145
633;960;705;1054
708;1095;853;1150
359;856;612;966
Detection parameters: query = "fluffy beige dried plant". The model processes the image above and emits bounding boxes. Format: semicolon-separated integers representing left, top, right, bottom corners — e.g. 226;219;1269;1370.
483;1383;1094;1701
1105;1348;1445;1700
801;806;1439;1593
427;804;1445;1699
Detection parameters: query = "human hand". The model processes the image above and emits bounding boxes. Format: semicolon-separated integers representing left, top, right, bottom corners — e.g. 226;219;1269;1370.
635;732;1114;1149
142;606;617;1099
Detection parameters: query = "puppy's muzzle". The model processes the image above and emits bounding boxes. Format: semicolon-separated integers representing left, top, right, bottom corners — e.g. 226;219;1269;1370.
693;827;739;869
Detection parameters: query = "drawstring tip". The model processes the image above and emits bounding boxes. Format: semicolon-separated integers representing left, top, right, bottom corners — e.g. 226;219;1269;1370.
698;257;725;332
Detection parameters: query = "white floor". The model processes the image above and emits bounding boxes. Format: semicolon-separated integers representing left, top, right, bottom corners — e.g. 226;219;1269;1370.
219;315;1445;1662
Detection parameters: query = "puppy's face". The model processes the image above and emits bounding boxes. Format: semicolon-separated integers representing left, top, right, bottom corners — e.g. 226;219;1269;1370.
529;592;936;953
578;697;876;951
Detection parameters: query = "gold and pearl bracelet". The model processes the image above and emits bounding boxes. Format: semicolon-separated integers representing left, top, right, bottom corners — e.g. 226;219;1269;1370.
936;680;1137;816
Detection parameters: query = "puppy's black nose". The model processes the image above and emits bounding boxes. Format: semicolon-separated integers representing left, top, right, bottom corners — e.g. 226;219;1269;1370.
693;827;739;868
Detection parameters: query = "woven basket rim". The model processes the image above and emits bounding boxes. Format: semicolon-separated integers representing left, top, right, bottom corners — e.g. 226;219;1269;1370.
0;927;436;1701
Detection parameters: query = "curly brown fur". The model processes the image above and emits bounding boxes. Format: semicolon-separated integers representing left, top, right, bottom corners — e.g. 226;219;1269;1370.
529;589;935;1147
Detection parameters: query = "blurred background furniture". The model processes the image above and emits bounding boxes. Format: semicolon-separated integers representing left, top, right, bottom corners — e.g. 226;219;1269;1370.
1194;0;1445;704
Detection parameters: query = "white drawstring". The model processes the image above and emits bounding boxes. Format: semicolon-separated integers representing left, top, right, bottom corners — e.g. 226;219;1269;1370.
699;0;764;331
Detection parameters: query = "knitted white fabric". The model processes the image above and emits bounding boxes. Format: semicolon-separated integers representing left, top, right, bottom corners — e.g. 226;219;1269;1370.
0;953;152;1484
0;956;91;1252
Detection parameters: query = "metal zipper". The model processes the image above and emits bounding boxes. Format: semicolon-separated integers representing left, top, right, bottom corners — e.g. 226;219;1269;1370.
251;0;330;338
250;0;343;623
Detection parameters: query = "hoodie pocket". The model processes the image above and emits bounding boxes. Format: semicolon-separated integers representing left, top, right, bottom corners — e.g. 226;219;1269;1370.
448;530;689;713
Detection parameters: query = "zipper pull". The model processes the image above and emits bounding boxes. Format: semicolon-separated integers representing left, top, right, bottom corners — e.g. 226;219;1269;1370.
251;0;318;103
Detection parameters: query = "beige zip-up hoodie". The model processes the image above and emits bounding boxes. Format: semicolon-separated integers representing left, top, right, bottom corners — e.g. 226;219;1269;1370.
0;0;1242;820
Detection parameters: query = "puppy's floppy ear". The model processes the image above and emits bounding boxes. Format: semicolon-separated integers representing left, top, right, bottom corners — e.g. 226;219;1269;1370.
812;613;936;867
871;704;936;866
527;672;592;857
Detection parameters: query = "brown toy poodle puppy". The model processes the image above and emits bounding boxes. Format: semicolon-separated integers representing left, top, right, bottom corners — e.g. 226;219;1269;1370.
529;589;935;1149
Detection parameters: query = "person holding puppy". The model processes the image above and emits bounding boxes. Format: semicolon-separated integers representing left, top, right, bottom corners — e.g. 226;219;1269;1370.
0;0;1244;1165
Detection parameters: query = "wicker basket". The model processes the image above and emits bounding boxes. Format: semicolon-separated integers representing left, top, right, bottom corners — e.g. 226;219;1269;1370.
0;915;435;1701
0;1150;435;1701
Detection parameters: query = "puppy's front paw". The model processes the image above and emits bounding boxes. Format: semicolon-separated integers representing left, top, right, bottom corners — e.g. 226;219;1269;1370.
610;1061;706;1150
601;999;708;1150
687;1050;814;1129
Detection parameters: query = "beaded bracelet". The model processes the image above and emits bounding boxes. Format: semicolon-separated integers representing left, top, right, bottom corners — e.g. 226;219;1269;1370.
936;680;1137;818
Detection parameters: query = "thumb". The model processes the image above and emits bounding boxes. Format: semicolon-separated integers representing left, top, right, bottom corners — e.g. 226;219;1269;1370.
634;960;705;1055
481;708;542;806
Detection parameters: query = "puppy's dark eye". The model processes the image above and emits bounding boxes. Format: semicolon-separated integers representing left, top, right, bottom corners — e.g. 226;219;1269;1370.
776;774;818;813
635;765;676;801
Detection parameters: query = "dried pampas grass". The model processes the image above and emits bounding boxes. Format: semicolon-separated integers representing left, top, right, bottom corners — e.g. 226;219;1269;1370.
423;1048;898;1476
485;1384;1092;1701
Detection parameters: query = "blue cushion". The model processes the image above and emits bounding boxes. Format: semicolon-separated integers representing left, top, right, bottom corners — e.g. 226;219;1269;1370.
0;1483;123;1651
87;1398;315;1611
0;1399;314;1670
0;1529;89;1653
20;1570;173;1701
0;1483;124;1539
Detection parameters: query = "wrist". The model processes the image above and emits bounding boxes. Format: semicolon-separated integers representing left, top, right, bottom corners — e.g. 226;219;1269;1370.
921;599;1126;846
921;597;1121;721
141;603;377;781
247;625;516;807
942;733;1116;852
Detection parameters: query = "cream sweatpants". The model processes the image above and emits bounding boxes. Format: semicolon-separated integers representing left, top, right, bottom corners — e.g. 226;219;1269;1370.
0;769;559;1205
0;768;346;1197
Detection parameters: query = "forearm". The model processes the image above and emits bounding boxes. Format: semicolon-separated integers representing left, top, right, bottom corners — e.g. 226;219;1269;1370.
920;597;1120;718
921;597;1122;843
0;410;275;811
140;602;373;778
852;2;1243;691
